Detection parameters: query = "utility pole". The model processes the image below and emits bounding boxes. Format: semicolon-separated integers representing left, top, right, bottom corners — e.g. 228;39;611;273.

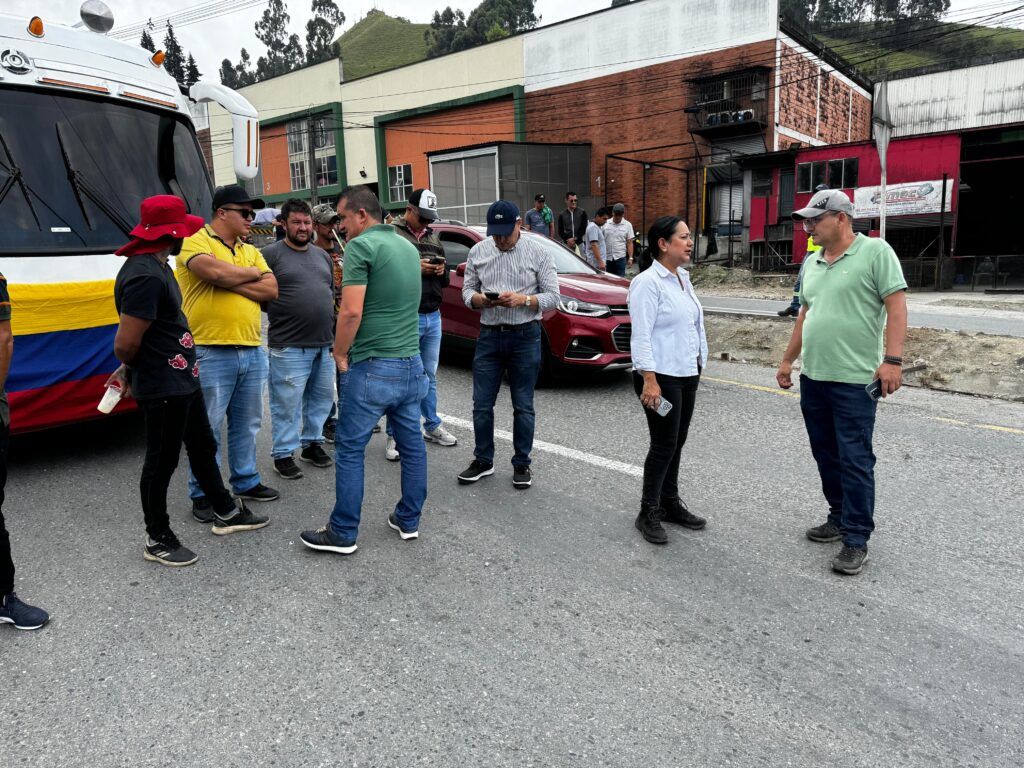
873;80;893;241
306;110;319;207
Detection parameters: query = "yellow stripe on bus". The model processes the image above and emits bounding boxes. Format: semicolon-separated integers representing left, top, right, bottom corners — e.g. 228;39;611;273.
8;280;118;335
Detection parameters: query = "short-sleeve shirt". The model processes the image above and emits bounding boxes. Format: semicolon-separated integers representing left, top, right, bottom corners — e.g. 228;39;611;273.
261;240;335;348
0;273;11;426
342;224;421;364
523;208;549;236
603;218;635;261
799;234;908;385
175;226;271;346
584;221;607;267
114;255;201;400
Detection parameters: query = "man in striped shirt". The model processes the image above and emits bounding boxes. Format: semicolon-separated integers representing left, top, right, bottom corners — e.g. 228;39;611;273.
457;201;559;489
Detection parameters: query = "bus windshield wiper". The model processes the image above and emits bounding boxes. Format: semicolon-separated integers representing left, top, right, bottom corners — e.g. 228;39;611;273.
55;124;133;237
0;130;42;230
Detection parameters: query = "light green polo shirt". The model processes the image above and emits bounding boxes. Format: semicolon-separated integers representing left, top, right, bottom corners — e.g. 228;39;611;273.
342;224;421;364
798;234;907;385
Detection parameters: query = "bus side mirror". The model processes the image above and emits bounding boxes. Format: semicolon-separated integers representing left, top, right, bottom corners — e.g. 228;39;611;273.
189;82;260;181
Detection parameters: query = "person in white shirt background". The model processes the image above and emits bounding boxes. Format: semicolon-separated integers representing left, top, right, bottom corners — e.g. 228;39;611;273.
601;202;634;277
627;216;709;546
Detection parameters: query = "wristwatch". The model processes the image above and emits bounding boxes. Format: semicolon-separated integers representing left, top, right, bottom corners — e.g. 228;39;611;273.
524;295;532;308
883;355;903;366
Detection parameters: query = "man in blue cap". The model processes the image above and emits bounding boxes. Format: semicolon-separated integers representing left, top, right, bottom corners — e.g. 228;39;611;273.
457;201;559;489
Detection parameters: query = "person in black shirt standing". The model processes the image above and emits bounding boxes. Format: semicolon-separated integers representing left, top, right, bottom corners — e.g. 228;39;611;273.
107;196;269;567
556;191;588;254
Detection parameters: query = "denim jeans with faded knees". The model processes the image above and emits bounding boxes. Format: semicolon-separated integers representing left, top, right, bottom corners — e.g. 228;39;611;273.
329;357;428;543
188;344;268;499
472;322;542;468
799;374;878;548
268;345;336;459
386;310;443;437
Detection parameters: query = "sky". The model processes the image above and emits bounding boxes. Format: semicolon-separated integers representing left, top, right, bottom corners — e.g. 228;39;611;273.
4;0;1014;85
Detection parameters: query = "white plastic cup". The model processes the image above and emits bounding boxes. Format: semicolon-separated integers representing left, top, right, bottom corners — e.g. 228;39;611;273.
97;382;123;414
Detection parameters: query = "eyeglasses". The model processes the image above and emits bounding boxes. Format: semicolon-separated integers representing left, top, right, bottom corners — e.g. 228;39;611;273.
801;211;837;226
221;207;256;220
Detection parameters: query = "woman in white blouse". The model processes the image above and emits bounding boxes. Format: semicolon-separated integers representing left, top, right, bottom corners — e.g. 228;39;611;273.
628;216;709;545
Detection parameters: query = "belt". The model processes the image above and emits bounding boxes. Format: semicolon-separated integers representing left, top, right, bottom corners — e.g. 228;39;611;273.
482;320;539;332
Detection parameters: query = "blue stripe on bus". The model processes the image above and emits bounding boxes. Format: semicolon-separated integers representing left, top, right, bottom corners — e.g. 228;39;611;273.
7;324;119;393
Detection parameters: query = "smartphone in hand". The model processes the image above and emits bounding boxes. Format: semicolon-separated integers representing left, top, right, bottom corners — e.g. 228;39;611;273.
655;398;673;417
484;291;500;301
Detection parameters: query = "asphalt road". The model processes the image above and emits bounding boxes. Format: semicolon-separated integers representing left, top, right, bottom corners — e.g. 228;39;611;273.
2;359;1022;767
701;295;1024;337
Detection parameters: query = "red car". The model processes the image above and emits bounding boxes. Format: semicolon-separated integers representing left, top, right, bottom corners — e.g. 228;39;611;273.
432;223;633;376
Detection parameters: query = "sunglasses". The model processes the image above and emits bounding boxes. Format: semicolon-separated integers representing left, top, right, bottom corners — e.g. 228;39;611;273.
221;207;256;220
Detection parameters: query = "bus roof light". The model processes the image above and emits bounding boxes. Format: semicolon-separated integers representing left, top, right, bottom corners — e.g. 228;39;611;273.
28;17;45;37
150;50;166;67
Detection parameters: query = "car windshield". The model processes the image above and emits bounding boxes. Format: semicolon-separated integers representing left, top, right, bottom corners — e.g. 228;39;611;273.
0;87;212;255
468;228;599;275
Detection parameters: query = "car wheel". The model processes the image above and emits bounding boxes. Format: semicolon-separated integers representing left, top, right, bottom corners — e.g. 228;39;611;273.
537;329;557;387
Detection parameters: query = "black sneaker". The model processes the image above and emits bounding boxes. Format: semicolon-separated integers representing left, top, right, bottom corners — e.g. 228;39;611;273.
512;466;532;489
806;521;842;542
778;306;799;317
237;483;280;502
143;531;199;567
273;456;303;480
388;512;419;540
660;498;706;529
191;496;214;524
635;506;668;545
212;502;270;535
832;544;869;575
0;592;50;630
322;419;336;442
299;443;332;468
300;526;357;555
458;459;494;485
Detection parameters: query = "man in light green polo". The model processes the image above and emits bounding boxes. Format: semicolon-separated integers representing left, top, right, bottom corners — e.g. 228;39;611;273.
776;189;907;576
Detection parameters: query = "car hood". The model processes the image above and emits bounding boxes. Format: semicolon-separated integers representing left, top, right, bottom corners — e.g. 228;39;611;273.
556;272;630;305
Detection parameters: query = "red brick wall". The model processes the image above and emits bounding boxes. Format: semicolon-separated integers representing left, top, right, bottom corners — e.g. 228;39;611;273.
524;41;777;235
778;43;871;145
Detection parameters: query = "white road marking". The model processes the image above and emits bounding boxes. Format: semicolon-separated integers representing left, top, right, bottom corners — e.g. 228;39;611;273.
438;413;644;478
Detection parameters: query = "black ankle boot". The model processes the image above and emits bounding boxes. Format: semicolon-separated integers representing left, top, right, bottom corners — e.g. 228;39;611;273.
660;498;706;530
635;504;668;544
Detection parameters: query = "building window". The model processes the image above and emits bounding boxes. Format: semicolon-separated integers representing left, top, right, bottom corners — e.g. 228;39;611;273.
290;160;307;191
752;168;773;197
430;149;499;225
389;164;413;203
800;158;859;192
797;161;826;193
287;122;306;155
315;155;338;188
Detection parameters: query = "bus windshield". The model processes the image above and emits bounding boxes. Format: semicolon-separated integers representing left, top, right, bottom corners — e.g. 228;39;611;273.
0;87;212;255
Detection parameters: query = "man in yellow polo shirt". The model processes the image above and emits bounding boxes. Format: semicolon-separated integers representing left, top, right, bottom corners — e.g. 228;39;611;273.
176;185;281;519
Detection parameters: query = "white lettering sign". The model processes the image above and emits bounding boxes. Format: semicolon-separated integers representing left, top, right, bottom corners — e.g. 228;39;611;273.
854;181;953;218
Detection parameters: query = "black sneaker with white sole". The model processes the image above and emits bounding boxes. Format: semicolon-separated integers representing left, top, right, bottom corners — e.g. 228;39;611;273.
300;526;358;555
236;483;280;502
458;459;494;484
192;496;214;524
273;456;303;480
0;592;50;630
212;502;270;535
299;443;332;468
806;521;842;542
831;544;869;575
144;531;199;567
388;512;419;540
512;466;532;489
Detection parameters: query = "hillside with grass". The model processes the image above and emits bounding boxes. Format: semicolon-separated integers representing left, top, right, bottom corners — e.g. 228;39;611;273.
336;10;429;81
811;19;1024;80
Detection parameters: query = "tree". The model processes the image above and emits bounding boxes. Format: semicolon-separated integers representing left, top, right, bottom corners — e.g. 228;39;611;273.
236;48;256;87
219;58;239;88
185;54;202;88
425;7;470;58
305;0;345;65
162;22;186;84
139;29;155;53
426;0;538;58
254;0;304;80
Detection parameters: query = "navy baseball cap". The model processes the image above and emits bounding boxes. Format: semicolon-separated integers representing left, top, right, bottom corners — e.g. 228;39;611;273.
486;200;520;236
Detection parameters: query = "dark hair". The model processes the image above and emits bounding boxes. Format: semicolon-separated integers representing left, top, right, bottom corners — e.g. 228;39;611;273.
596;206;612;218
565;191;577;200
640;216;685;272
338;185;383;221
280;198;311;221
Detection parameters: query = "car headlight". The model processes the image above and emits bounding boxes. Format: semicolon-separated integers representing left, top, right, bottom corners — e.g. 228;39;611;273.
557;294;610;317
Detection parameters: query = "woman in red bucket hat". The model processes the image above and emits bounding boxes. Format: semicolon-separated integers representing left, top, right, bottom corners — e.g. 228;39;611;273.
107;195;270;567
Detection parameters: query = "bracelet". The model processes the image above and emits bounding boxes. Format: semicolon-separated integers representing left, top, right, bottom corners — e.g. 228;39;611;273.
883;355;903;366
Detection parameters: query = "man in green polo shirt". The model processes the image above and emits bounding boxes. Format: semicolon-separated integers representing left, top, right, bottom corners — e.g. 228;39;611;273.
776;189;907;576
300;185;426;556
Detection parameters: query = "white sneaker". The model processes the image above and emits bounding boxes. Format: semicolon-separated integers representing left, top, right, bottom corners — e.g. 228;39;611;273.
423;425;457;446
385;436;400;461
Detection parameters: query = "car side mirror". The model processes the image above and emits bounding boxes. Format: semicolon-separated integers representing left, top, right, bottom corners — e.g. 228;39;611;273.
456;263;466;277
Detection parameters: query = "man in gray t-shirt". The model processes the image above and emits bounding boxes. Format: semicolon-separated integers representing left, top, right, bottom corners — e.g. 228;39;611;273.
261;200;337;478
583;207;611;270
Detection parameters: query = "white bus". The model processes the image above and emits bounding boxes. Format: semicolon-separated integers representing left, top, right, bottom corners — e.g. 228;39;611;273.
0;2;259;432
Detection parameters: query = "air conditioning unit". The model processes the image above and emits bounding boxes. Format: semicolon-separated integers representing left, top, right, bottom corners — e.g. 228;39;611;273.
717;111;733;124
739;110;754;122
706;113;721;127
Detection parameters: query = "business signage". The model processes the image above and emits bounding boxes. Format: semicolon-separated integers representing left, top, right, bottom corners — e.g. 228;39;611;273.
854;181;953;218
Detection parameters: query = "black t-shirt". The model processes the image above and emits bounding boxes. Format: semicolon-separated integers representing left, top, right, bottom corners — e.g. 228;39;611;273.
114;255;200;401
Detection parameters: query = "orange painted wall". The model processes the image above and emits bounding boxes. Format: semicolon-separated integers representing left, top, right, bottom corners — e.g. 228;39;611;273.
384;97;515;194
259;124;291;196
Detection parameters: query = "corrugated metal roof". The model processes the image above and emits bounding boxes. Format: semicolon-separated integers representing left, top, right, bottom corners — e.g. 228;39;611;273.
886;58;1024;137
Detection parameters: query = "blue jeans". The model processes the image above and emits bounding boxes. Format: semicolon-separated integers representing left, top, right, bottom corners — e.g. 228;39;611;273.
269;346;335;458
606;258;627;277
386;310;443;436
472;323;541;468
329;357;428;543
799;375;878;548
189;345;268;498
